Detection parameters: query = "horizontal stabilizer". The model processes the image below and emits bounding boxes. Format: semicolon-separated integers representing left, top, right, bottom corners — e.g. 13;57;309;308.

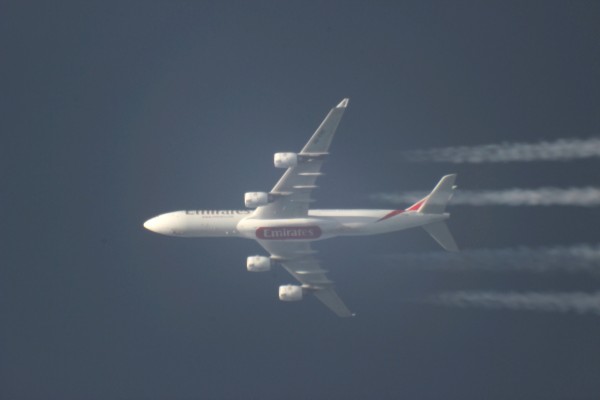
423;221;458;252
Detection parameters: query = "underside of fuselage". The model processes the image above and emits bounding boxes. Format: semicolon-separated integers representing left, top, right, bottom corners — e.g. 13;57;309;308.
143;209;448;240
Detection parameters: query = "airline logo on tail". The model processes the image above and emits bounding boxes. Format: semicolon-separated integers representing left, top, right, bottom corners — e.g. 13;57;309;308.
377;197;429;222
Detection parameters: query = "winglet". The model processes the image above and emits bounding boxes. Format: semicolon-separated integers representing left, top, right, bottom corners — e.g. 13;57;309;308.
336;98;349;108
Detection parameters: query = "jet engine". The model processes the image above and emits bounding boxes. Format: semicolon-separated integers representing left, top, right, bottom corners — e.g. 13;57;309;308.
274;152;298;168
244;192;269;208
247;256;271;272
279;284;303;301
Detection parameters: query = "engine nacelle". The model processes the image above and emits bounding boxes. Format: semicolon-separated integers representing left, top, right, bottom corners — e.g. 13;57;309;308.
279;285;303;301
247;255;271;272
244;192;269;208
274;152;298;168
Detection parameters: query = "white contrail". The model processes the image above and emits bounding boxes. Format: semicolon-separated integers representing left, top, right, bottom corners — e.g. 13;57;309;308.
403;137;600;163
370;187;600;207
382;244;600;275
429;291;600;316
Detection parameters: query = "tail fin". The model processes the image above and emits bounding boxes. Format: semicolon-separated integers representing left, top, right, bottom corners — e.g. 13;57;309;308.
417;174;457;214
423;221;458;252
409;174;459;252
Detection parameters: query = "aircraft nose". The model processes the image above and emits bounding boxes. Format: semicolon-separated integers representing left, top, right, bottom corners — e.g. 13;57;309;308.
143;216;165;233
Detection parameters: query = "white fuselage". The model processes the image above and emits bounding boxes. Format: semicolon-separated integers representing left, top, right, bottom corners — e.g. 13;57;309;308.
143;209;448;240
141;97;460;317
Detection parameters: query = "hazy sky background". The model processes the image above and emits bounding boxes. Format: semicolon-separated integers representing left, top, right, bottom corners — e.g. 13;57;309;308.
2;1;600;399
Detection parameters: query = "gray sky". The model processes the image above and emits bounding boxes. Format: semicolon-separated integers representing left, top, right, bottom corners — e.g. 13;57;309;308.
2;1;600;399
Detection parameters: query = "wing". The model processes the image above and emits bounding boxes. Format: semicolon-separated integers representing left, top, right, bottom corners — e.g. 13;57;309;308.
252;98;349;219
257;240;354;317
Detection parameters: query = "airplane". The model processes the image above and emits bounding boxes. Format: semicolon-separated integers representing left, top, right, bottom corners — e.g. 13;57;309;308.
143;98;458;317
